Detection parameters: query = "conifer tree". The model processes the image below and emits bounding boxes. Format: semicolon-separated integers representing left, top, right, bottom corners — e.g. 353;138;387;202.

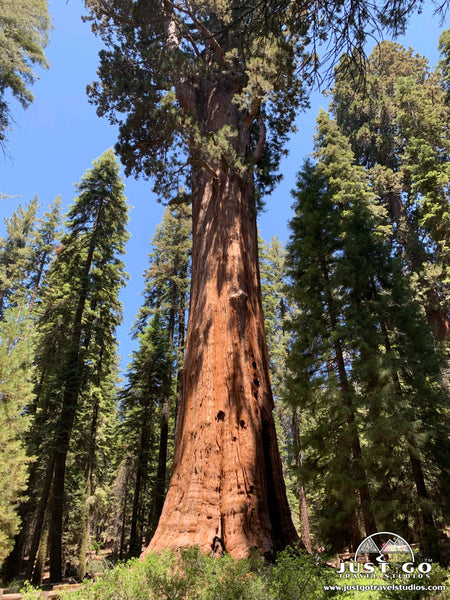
259;236;289;402
140;202;191;536
331;41;450;340
0;199;39;317
0;0;51;144
286;151;375;550
0;300;35;568
22;149;129;582
71;349;122;580
116;203;191;556
27;198;62;313
121;315;172;557
84;0;443;557
0;197;62;320
259;235;311;548
286;111;448;558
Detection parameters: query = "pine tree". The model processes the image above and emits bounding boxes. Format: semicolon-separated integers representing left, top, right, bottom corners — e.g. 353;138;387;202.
140;202;191;536
0;197;62;321
259;235;313;549
70;349;122;581
114;203;191;557
286;151;375;550
22;149;129;582
120;315;172;557
0;199;39;317
286;111;448;558
0;0;51;144
0;300;35;568
259;236;289;402
331;40;450;340
27;198;62;313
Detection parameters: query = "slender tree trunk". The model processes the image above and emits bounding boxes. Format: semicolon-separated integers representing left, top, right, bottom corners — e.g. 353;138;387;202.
119;459;131;561
292;409;312;553
148;397;169;537
174;295;186;439
78;481;90;581
149;304;176;538
146;85;299;555
31;522;49;586
48;201;103;582
25;455;55;581
79;395;99;580
129;399;152;557
321;259;377;543
28;252;48;313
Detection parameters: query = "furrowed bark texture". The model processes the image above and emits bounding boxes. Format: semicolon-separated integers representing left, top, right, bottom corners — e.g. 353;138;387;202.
145;80;299;558
146;169;298;557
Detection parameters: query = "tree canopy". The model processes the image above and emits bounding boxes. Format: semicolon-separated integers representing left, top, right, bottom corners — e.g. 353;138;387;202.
83;0;439;198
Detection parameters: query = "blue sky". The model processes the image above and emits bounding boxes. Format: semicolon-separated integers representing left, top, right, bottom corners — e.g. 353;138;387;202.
0;0;448;370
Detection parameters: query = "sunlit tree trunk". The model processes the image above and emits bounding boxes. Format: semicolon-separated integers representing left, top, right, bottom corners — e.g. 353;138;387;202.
145;80;299;559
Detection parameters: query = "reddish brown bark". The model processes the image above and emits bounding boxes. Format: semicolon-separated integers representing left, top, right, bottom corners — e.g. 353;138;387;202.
145;133;299;558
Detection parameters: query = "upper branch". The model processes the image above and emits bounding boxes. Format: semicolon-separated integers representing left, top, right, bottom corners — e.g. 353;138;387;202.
167;0;229;69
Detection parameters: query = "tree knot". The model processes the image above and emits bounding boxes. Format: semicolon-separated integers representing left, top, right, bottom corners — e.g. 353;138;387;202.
229;290;248;310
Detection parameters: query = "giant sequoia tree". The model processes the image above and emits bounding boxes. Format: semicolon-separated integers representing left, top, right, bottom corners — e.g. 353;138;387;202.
84;0;442;558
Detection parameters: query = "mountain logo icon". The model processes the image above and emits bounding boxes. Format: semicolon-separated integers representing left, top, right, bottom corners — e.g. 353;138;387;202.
354;532;414;563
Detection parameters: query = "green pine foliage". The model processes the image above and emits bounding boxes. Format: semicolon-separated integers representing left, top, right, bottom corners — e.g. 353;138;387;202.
259;235;303;534
0;300;35;564
286;111;449;556
120;314;172;557
135;201;191;344
0;197;62;319
20;149;129;581
259;236;289;403
0;0;52;144
117;201;191;557
331;40;450;341
0;199;39;316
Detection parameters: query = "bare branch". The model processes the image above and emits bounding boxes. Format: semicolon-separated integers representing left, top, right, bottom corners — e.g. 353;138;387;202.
253;113;266;162
188;157;219;177
168;0;229;68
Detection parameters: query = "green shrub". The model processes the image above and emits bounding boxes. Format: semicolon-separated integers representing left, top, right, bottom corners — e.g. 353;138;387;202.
18;547;450;600
269;544;339;600
60;545;341;600
383;563;449;600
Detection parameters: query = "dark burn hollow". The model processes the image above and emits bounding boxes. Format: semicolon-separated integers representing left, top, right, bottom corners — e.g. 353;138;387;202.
216;411;225;421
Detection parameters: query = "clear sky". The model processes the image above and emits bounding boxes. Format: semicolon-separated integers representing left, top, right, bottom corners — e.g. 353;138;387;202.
1;0;448;370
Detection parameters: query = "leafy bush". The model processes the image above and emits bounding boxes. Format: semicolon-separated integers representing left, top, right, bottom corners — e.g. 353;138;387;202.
55;546;339;600
383;563;449;600
21;546;447;600
269;544;338;600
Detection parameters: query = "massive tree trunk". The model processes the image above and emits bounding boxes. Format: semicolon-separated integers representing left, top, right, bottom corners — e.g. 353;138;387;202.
144;80;299;559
